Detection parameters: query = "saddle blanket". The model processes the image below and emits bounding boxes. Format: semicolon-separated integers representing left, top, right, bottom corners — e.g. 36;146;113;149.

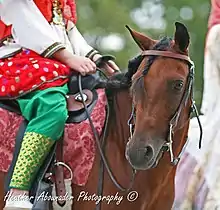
0;89;107;186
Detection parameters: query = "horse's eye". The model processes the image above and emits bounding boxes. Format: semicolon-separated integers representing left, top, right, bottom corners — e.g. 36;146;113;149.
173;80;184;91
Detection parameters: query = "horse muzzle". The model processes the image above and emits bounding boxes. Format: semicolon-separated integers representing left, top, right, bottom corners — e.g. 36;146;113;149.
125;137;167;170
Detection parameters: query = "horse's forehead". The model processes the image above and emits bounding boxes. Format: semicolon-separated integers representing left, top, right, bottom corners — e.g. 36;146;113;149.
145;58;188;79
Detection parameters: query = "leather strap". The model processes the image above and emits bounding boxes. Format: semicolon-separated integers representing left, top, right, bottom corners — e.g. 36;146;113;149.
4;120;27;193
54;137;66;206
142;50;193;64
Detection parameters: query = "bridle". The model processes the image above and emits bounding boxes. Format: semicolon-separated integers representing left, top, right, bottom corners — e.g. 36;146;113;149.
79;50;203;210
128;50;203;166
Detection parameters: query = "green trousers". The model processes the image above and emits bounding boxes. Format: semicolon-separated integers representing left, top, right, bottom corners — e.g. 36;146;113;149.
9;84;68;190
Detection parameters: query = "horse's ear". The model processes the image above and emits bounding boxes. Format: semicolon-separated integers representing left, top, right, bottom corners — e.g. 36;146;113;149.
173;22;190;53
126;25;156;50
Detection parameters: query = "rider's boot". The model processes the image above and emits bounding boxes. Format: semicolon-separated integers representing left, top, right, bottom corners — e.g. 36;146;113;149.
4;132;54;210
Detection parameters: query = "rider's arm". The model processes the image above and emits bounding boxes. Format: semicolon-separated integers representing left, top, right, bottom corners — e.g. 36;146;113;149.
66;21;100;60
0;0;65;57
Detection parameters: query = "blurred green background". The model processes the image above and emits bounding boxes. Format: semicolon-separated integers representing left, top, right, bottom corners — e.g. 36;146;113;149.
77;0;210;109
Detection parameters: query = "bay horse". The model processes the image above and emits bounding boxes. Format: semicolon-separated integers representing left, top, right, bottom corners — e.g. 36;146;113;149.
0;22;200;210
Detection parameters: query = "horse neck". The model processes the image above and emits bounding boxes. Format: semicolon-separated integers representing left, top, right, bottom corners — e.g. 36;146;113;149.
99;88;134;188
107;89;132;148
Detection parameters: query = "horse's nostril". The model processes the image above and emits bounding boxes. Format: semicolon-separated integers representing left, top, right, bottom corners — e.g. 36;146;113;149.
144;146;154;160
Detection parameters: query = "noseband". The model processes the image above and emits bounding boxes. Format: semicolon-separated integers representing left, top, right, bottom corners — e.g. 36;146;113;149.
128;50;203;166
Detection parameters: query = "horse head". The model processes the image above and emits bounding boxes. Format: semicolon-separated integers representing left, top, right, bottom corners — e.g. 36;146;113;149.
125;22;199;170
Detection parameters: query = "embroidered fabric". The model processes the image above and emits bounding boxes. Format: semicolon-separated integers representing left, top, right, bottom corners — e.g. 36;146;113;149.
0;89;107;186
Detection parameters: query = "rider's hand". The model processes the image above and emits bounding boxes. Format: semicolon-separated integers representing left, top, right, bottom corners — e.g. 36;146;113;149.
53;49;96;76
66;55;96;76
93;54;120;76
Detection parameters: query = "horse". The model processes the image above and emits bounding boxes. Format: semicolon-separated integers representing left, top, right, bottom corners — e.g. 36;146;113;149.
0;22;199;210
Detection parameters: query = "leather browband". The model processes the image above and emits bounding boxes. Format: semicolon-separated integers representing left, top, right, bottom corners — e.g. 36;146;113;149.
142;50;193;64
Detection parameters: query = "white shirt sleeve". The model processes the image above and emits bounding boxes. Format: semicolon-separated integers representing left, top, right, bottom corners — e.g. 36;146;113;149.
0;0;64;55
66;21;93;57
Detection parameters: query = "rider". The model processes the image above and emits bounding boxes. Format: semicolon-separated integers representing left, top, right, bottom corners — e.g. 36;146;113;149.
0;0;119;209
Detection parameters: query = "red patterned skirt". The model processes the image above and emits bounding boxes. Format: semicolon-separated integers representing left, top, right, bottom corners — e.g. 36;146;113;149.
0;49;70;99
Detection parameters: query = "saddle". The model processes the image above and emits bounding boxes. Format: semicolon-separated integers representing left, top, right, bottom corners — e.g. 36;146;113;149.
0;73;100;123
1;55;114;209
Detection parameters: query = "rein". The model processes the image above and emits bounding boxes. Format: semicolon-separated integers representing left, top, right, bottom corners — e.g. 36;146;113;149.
77;70;136;210
128;50;203;166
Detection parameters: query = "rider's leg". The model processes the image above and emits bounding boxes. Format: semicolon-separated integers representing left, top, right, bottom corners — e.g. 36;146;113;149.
4;84;68;209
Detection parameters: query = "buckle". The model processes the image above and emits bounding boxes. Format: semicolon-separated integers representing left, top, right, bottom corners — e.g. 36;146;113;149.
54;161;73;181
